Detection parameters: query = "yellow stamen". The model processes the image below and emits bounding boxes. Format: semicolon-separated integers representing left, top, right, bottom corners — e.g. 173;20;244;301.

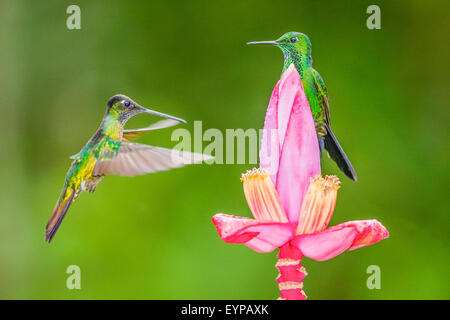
241;168;288;223
296;175;340;235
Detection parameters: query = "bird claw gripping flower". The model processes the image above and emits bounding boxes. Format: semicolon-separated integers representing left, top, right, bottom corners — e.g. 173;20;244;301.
212;65;389;300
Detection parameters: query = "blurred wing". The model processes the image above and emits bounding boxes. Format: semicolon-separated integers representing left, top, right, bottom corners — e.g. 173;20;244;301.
123;119;180;141
93;142;213;177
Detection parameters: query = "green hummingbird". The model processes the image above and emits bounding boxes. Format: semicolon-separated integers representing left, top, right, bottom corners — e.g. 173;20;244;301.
248;32;357;181
45;94;211;242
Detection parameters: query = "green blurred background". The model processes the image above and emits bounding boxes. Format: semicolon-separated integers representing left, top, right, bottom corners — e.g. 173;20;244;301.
0;0;448;299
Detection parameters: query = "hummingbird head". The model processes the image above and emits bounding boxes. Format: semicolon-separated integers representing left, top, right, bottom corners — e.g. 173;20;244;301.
106;94;186;125
247;32;312;69
274;32;311;56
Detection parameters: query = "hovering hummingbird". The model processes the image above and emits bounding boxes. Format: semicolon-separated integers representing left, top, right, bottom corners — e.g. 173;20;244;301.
45;94;211;242
248;32;357;181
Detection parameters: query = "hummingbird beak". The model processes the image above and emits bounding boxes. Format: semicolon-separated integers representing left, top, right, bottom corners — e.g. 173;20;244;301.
247;40;278;46
136;105;187;123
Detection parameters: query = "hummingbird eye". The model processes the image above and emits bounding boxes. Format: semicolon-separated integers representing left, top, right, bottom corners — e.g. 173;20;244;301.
289;37;299;44
123;101;131;108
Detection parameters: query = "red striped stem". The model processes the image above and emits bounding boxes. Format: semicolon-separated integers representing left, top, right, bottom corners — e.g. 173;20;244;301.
276;242;307;300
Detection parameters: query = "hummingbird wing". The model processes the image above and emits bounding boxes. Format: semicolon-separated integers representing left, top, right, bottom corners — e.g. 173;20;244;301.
123;119;180;141
93;142;212;177
311;68;331;125
311;68;357;181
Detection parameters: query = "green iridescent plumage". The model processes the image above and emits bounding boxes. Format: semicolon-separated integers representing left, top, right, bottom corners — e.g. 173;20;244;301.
248;32;357;181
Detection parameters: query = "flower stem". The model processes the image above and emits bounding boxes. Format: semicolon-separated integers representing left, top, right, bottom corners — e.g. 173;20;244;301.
276;242;307;300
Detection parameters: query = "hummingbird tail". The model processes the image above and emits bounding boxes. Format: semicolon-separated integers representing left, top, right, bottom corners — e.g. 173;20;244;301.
45;187;75;243
323;125;357;181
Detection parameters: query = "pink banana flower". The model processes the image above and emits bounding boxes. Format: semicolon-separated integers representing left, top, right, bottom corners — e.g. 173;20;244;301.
212;65;389;300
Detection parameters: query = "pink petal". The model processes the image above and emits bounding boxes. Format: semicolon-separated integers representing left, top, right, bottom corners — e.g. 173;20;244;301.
277;66;299;150
332;219;390;251
260;64;321;223
291;219;389;261
212;213;295;253
259;80;281;180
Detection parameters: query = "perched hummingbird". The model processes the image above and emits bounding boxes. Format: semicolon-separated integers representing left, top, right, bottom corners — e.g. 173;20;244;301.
45;94;211;242
248;32;357;181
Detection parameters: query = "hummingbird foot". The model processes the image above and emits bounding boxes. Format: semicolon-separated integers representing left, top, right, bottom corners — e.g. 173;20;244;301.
84;176;104;193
